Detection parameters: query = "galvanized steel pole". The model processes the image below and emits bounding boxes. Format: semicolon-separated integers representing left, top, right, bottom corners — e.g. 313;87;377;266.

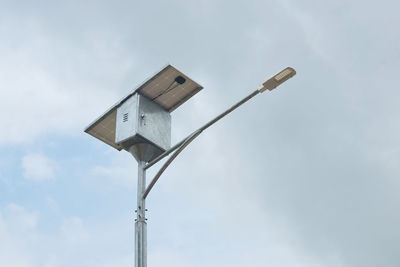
135;161;147;267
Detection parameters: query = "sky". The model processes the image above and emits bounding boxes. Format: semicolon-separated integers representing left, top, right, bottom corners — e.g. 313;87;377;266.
0;0;399;266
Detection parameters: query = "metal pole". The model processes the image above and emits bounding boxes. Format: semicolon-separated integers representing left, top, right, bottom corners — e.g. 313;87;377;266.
135;161;147;267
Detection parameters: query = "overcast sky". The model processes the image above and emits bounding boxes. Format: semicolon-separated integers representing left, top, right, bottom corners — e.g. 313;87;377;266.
1;0;399;266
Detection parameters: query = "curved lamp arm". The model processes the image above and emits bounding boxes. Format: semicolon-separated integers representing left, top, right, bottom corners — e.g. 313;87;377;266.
142;67;296;200
142;89;259;200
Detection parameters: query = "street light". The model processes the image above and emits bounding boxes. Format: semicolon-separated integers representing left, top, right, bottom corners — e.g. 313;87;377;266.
260;67;296;92
84;64;296;267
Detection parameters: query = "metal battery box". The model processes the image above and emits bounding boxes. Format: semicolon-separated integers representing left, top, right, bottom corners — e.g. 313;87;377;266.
116;93;171;153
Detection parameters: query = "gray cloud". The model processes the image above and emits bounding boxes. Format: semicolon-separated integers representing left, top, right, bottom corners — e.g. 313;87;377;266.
1;0;399;266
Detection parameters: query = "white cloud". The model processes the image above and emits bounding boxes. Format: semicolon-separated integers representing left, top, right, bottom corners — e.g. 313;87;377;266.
60;216;89;244
149;251;192;267
21;153;57;181
90;152;136;188
0;202;344;267
0;203;134;267
0;204;37;267
0;8;133;146
2;203;38;232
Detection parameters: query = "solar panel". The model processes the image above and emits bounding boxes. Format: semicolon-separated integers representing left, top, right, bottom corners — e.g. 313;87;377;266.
84;65;203;150
85;109;123;150
135;65;203;112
